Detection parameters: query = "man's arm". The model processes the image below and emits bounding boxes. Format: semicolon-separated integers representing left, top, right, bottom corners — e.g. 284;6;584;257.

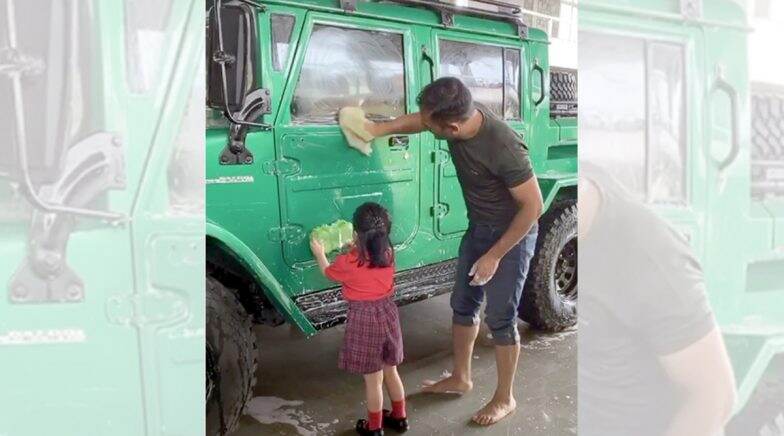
660;327;737;436
366;112;427;137
469;177;543;286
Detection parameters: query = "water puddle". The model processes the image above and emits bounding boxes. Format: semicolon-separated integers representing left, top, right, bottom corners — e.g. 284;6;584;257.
245;396;333;436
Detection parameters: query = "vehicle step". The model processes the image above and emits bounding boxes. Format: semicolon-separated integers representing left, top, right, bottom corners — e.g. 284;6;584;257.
295;259;458;330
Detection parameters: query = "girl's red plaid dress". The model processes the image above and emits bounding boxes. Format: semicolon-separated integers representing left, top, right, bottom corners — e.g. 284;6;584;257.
325;249;404;374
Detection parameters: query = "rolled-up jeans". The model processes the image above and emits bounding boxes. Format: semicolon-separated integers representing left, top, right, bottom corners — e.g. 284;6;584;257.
450;223;538;346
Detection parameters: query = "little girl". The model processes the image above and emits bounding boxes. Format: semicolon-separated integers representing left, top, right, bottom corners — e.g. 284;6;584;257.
310;202;409;436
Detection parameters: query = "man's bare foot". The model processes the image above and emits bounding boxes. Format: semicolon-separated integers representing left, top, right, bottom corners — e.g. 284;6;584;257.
471;396;517;426
421;374;473;395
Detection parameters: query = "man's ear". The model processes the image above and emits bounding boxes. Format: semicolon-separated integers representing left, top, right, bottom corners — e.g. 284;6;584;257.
447;122;461;135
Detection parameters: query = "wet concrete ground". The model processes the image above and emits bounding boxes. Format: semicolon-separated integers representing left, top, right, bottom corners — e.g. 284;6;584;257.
235;293;577;436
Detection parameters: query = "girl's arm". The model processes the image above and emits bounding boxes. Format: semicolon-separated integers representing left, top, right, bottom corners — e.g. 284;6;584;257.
310;237;330;275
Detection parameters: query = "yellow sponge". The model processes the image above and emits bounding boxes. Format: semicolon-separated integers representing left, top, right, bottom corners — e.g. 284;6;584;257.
344;127;373;156
339;107;375;142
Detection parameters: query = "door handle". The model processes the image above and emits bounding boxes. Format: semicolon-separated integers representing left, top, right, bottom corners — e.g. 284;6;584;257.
422;46;435;81
388;135;409;149
709;70;740;172
533;61;545;106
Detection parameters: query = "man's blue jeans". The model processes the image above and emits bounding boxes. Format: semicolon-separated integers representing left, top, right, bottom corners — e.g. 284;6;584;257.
450;223;538;345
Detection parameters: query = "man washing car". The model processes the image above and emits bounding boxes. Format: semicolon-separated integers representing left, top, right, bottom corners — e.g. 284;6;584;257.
342;77;542;426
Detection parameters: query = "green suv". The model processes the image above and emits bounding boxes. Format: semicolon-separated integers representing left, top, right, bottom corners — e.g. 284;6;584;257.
204;0;577;432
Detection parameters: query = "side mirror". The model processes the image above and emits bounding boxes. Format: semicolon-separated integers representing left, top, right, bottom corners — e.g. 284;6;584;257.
206;0;271;165
206;0;258;113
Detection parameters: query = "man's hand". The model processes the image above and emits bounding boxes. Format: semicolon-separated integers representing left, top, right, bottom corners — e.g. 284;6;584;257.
469;252;501;286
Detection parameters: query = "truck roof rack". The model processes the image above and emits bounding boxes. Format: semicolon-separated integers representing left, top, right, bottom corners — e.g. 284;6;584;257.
369;0;529;38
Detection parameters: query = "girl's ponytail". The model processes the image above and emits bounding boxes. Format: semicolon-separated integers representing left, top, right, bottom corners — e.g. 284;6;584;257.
353;202;394;268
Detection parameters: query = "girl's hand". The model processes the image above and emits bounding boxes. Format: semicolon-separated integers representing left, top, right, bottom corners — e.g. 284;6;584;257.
310;237;326;257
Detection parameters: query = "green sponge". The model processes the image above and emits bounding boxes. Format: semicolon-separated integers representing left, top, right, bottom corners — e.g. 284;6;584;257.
311;219;354;254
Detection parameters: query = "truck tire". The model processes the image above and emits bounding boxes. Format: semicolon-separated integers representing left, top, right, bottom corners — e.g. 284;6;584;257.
206;275;257;436
519;201;577;331
751;85;784;199
752;88;784;160
550;68;578;103
550;68;578;117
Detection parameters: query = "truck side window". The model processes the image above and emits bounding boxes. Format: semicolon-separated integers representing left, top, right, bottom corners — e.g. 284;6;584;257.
271;14;295;72
580;31;686;205
503;48;521;120
647;42;686;203
439;40;521;120
291;25;405;124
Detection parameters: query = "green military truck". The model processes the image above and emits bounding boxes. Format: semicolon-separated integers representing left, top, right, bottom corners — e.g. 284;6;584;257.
204;0;577;433
581;0;784;434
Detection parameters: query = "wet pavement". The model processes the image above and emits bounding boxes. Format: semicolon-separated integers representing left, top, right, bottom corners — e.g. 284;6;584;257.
235;293;577;436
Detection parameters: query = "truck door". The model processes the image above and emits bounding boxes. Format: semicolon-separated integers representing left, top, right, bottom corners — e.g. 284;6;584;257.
428;29;525;238
273;13;422;269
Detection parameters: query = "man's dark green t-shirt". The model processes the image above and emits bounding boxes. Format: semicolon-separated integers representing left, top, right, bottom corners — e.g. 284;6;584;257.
446;107;534;228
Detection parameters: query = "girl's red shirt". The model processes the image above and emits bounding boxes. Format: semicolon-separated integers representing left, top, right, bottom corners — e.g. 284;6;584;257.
325;248;394;301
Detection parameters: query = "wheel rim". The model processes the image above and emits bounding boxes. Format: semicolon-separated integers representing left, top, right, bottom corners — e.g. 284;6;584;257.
553;235;577;303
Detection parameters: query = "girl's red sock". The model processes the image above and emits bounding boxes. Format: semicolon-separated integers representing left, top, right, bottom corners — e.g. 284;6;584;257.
368;410;383;430
391;399;406;419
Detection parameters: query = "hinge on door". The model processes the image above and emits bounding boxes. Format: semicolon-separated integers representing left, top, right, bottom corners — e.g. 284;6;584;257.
439;9;454;27
268;224;304;243
263;158;300;176
431;150;450;165
430;203;449;218
340;0;357;12
680;0;702;19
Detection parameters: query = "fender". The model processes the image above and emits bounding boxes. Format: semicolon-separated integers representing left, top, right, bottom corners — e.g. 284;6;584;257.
537;173;578;211
206;221;317;336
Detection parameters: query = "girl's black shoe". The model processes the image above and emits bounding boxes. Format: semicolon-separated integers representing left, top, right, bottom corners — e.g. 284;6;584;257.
382;410;409;433
355;419;384;436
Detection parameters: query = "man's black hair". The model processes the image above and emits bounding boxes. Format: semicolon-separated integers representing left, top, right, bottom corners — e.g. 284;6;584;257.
416;77;474;123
